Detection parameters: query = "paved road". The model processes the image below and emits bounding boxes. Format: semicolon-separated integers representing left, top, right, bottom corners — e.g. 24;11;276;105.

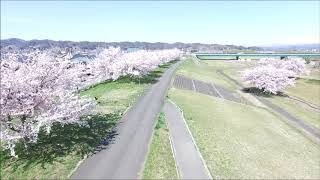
71;61;182;179
163;101;212;179
217;69;320;141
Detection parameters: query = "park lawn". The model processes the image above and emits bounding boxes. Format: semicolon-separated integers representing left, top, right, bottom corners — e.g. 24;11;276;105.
177;59;257;91
204;59;256;88
0;113;120;179
143;112;178;179
0;150;82;179
304;63;320;80
213;60;320;107
213;60;320;128
267;96;320;130
80;79;147;114
285;78;320;107
0;61;178;179
216;60;320;105
168;88;320;179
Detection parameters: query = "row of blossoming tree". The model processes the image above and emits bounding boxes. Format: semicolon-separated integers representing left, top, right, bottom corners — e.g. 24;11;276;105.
0;47;181;156
242;57;309;94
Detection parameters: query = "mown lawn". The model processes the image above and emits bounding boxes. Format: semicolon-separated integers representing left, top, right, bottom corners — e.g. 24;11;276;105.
208;59;320;107
268;96;320;130
0;60;178;179
143;112;178;179
285;78;320;107
168;88;320;179
205;59;320;130
0;114;120;179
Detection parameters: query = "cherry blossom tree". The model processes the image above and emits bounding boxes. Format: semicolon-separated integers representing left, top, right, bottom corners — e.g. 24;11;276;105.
258;57;309;76
0;51;95;157
282;58;309;76
242;57;310;94
0;47;181;157
242;65;295;94
85;48;181;83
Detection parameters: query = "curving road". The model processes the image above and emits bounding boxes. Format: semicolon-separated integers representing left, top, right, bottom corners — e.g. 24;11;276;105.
71;61;182;179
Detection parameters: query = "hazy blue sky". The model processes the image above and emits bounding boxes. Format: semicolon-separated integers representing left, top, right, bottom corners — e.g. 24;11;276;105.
1;1;319;46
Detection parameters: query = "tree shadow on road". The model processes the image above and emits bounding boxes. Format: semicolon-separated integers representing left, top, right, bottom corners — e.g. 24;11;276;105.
0;113;120;172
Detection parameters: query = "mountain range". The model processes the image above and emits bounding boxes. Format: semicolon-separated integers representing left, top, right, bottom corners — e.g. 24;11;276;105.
1;38;319;52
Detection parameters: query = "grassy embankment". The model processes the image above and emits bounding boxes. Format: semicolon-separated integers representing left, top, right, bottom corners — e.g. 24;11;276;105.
0;60;178;179
204;60;320;130
143;112;178;179
167;59;320;179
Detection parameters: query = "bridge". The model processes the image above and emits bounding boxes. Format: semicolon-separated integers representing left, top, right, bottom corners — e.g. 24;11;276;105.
195;53;320;60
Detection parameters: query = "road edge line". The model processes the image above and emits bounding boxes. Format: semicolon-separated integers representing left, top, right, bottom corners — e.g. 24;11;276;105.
211;83;224;99
192;79;196;92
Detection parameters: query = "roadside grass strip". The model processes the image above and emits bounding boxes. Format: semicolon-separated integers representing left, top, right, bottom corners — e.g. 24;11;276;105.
143;112;178;179
168;88;320;179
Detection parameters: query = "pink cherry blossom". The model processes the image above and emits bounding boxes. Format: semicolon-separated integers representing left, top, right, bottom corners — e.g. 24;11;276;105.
0;47;181;157
242;57;309;94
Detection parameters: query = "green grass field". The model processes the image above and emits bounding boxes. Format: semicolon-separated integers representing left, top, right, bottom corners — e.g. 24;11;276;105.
201;59;320;131
268;96;320;130
143;112;178;179
0;61;178;179
285;78;320;107
204;59;320;107
168;88;320;179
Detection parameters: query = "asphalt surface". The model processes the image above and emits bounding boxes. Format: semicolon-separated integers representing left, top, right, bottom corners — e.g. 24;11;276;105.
71;61;182;179
173;75;241;103
163;101;212;179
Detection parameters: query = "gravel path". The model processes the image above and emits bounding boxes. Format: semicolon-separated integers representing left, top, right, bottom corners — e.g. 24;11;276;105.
71;61;182;179
164;101;212;179
217;69;320;141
